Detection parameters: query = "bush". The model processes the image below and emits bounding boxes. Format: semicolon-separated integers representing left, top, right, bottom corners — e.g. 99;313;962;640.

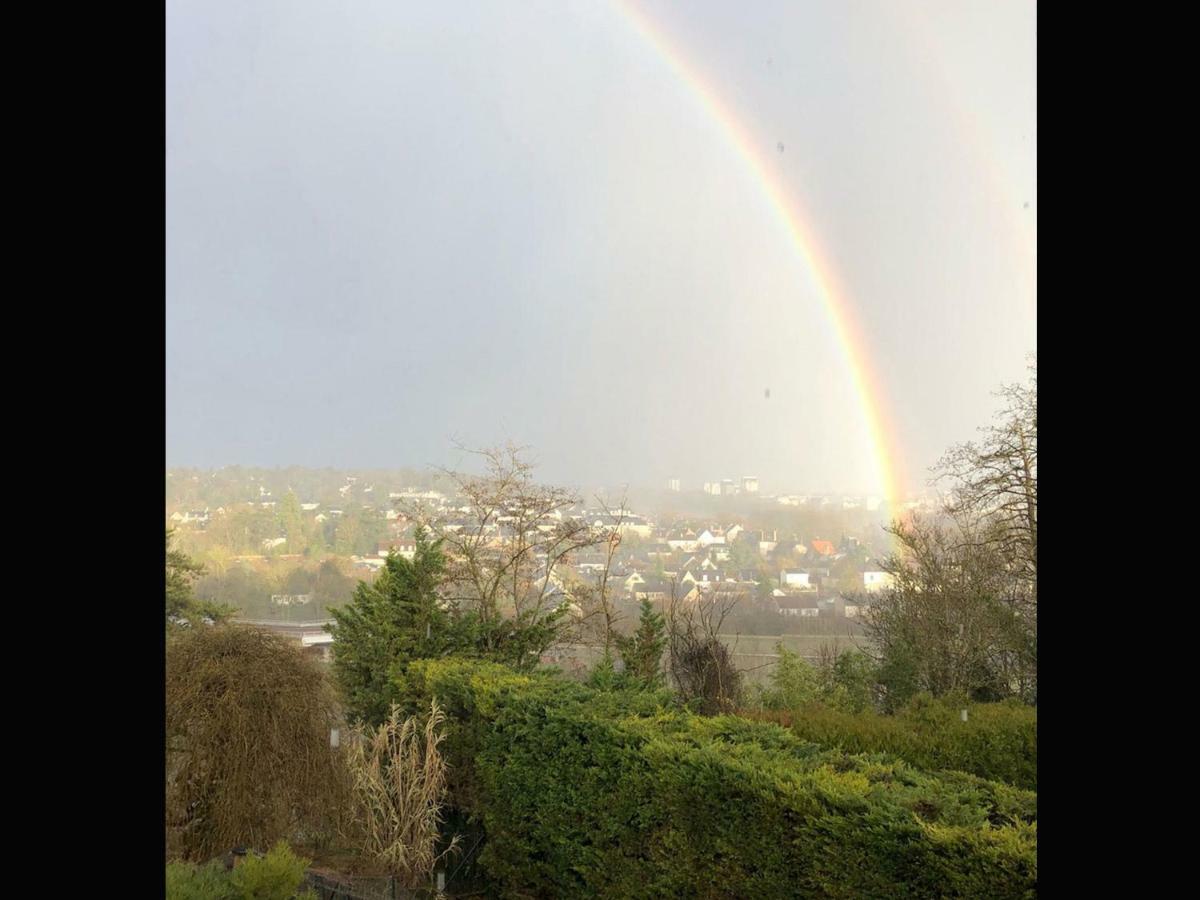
166;626;346;860
166;860;237;900
758;643;821;710
400;658;1037;898
166;842;316;900
751;693;1037;791
231;842;317;900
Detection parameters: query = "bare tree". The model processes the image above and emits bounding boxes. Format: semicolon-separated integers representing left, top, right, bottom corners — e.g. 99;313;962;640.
406;444;610;668
936;359;1036;603
865;513;1032;707
932;359;1036;700
568;491;630;658
664;580;746;714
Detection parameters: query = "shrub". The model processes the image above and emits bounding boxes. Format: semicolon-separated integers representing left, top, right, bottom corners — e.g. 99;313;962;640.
400;658;1037;898
166;626;345;860
758;643;821;710
751;693;1037;790
166;860;237;900
231;842;317;900
166;843;316;900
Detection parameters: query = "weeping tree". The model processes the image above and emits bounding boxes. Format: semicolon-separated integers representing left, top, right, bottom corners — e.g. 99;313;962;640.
166;626;346;860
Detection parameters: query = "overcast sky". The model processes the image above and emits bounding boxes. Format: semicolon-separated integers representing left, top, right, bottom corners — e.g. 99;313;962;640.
166;0;1035;497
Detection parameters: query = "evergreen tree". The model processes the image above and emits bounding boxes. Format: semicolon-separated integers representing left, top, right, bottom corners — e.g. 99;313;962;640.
615;598;667;688
166;529;236;627
328;528;459;724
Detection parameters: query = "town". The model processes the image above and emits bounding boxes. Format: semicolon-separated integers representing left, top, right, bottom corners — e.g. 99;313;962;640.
166;465;951;680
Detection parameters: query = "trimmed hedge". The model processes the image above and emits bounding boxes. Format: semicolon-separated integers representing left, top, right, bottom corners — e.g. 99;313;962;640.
750;696;1037;791
402;659;1036;899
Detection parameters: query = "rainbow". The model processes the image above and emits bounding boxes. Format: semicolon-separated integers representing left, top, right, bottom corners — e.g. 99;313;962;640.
614;1;907;510
881;4;1037;327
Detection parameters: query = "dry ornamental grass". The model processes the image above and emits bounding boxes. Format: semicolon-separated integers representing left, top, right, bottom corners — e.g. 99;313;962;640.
342;701;460;887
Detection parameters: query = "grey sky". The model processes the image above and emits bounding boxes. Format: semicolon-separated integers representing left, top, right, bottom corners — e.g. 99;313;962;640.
167;0;1035;497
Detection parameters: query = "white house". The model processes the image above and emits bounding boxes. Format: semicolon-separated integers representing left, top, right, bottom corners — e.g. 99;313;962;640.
780;569;814;590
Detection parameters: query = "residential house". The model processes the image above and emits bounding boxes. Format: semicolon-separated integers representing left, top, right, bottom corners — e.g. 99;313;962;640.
622;571;647;592
777;596;820;617
756;529;779;556
780;569;816;591
378;538;417;561
666;529;700;552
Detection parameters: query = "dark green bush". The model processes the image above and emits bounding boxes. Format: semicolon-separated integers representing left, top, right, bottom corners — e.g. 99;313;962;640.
751;694;1037;791
402;658;1036;898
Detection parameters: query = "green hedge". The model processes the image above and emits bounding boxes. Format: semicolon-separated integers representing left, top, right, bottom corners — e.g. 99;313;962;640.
402;659;1036;899
750;696;1037;791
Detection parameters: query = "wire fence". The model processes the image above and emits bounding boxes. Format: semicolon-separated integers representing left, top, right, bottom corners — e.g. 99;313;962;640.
303;869;439;900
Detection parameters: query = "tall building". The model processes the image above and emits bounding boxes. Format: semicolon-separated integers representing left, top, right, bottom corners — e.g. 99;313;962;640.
667;478;681;492
741;476;759;494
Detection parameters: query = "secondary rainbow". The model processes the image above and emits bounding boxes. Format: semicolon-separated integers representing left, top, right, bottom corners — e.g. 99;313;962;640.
615;1;907;509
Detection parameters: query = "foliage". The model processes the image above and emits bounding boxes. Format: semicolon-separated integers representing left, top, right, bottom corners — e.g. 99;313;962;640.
413;444;612;669
614;598;667;688
231;842;317;900
823;648;877;713
166;860;237;900
399;658;1037;898
166;626;345;861
165;842;317;900
342;702;460;886
866;514;1031;709
765;643;820;709
328;529;459;726
749;694;1037;791
168;529;236;627
664;587;742;714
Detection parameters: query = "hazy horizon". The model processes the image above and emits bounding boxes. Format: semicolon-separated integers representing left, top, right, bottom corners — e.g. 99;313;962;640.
167;1;1035;496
